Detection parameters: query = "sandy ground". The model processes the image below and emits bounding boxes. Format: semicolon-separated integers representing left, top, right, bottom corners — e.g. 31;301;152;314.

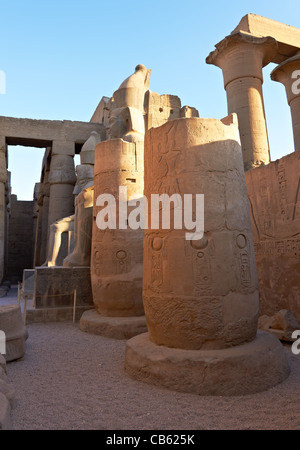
1;288;300;430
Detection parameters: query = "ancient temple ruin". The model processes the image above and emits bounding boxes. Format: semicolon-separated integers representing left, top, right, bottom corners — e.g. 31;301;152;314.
0;13;300;414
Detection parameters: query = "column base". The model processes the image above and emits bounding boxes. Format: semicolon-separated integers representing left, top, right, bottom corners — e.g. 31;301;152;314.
79;309;148;340
125;331;290;396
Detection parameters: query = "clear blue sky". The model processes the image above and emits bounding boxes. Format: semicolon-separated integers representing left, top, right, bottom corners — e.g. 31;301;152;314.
1;0;299;199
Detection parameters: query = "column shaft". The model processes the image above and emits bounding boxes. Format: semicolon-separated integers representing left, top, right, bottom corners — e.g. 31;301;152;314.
226;77;270;169
47;142;76;230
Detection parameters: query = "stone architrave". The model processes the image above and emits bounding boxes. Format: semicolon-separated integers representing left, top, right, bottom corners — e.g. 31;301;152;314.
271;52;300;151
245;151;300;322
258;309;300;342
206;32;278;171
125;115;290;396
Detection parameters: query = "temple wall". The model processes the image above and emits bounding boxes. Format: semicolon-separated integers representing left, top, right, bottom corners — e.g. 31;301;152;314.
245;151;300;321
6;195;35;282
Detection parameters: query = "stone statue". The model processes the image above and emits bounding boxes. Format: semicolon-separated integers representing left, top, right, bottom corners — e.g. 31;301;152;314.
63;131;100;267
42;215;74;267
42;133;100;268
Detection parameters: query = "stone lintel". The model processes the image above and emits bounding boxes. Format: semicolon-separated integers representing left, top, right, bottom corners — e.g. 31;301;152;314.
0;116;103;147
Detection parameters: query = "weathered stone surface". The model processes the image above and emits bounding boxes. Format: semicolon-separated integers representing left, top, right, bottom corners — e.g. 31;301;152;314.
107;64;151;143
145;91;181;130
207;32;277;171
42;215;74;267
47;152;76;229
63;132;98;268
125;331;290;396
91;139;144;317
0;379;15;409
271;52;300;151
143;115;259;350
34;267;93;309
0;393;11;430
22;269;35;296
63;187;93;268
258;309;300;342
26;305;93;323
0;355;15;430
0;140;7;285
0;116;104;147
80;131;101;165
80;309;147;340
245;151;300;322
180;105;199;118
0;355;6;373
0;304;27;362
34;152;51;267
90;96;111;129
6;195;34;283
125;114;290;396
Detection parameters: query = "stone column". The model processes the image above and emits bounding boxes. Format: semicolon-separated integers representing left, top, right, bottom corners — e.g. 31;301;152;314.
206;32;278;171
271;52;300;151
34;173;51;267
47;141;76;230
0;137;7;283
125;115;290;396
80;138;147;339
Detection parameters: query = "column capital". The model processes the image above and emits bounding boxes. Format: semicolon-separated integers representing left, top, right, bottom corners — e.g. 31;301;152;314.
206;31;278;87
271;52;300;104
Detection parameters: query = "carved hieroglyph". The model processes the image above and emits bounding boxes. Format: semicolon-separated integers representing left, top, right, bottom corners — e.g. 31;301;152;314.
125;115;289;396
245;151;300;322
91;139;144;317
143;115;259;350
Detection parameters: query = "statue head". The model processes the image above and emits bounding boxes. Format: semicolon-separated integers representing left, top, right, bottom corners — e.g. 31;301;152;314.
73;164;94;195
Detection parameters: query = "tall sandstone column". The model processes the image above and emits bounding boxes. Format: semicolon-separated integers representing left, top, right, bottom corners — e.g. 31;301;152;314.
207;32;278;171
271;52;300;151
47;141;76;230
125;115;290;396
0;137;7;283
